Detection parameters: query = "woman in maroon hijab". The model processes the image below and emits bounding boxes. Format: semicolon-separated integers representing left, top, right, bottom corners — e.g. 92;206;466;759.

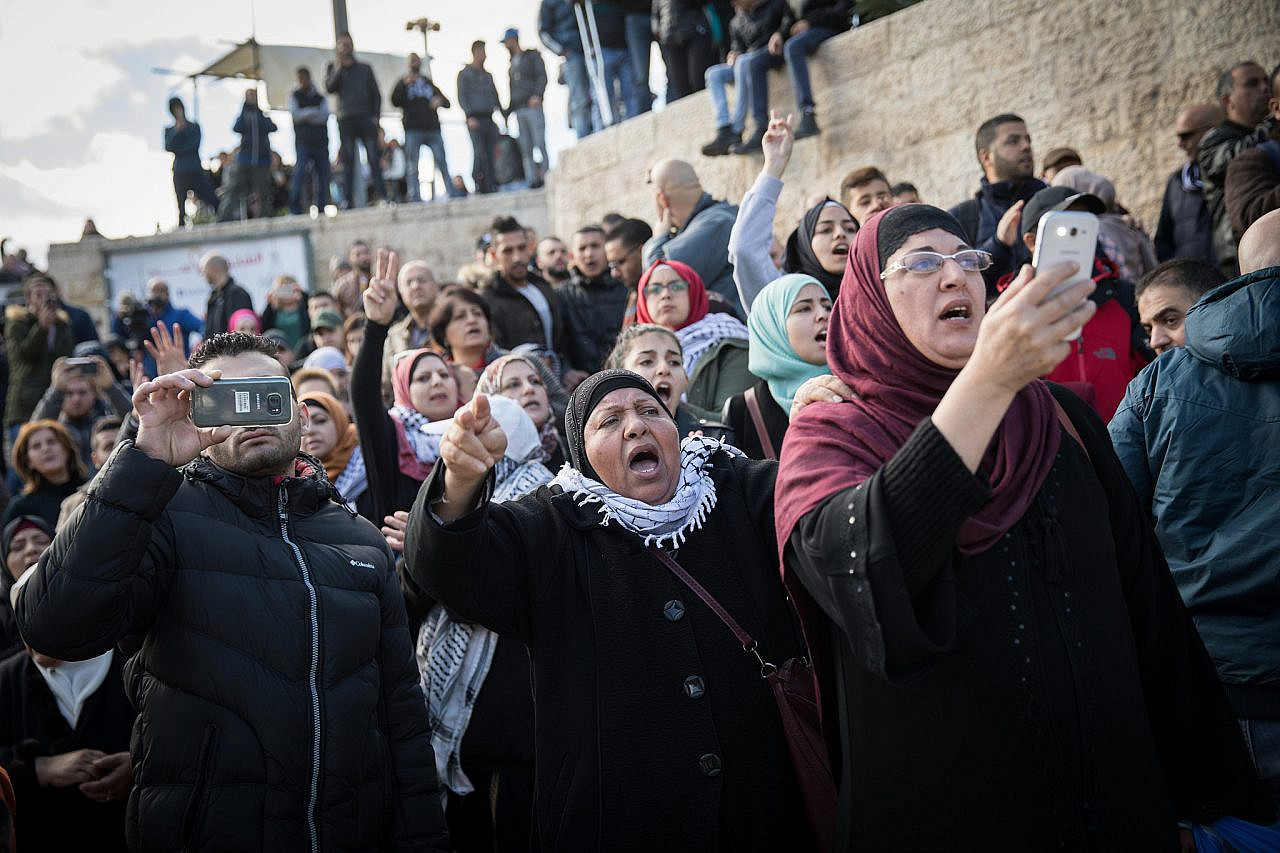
775;204;1272;851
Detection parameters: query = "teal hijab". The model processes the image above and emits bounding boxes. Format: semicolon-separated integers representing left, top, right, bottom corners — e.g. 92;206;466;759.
747;274;831;412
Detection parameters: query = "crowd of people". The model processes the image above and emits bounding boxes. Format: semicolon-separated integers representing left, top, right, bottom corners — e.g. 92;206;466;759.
1;40;1279;853
162;2;928;228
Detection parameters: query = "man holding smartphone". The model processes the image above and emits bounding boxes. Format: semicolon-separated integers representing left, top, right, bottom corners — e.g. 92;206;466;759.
14;332;449;852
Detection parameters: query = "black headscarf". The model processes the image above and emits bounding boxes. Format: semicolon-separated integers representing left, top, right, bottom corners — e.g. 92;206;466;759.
563;370;672;479
1;515;54;597
876;203;970;269
784;197;855;295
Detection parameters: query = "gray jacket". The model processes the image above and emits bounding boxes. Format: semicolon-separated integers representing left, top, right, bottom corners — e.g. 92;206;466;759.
727;172;785;312
508;49;548;112
457;65;501;119
643;192;741;316
324;59;381;120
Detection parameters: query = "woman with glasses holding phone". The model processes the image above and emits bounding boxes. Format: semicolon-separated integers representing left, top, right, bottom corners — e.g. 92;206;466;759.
635;259;753;412
774;204;1273;850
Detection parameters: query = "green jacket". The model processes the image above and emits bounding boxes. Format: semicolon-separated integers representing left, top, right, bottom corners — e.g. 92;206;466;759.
686;337;753;413
5;305;76;426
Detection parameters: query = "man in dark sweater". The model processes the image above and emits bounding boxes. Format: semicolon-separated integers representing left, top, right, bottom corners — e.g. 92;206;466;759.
391;53;463;202
458;40;502;194
216;88;277;222
163;97;218;226
1197;60;1277;277
503;28;549;189
558;225;628;374
1154;103;1221;264
949;113;1047;297
288;67;331;215
1225;64;1280;243
325;32;385;208
200;253;253;338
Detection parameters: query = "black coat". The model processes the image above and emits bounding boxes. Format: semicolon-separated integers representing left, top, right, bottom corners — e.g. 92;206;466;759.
651;0;712;47
204;278;254;340
722;378;788;460
786;386;1274;850
404;453;811;851
0;649;132;852
729;0;787;53
1154;165;1216;264
555;270;628;373
14;444;448;853
479;271;567;357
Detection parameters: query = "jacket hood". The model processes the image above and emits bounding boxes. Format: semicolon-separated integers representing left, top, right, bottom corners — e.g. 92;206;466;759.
1185;265;1280;380
183;451;345;521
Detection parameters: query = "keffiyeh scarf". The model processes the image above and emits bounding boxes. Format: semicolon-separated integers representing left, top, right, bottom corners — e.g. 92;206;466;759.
676;313;749;379
550;434;742;549
333;444;368;510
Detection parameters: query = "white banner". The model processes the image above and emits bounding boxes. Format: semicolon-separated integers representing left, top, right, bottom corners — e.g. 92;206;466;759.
104;231;313;330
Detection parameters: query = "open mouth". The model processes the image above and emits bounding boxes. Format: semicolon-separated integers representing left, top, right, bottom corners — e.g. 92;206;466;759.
831;244;849;256
815;330;828;343
653;380;673;401
627;445;661;476
938;300;973;322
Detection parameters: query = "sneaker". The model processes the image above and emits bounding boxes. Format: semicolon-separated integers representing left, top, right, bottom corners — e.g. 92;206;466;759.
794;110;820;140
730;127;767;155
700;125;741;157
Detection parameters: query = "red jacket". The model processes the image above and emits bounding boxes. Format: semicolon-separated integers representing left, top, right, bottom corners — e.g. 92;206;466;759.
997;255;1150;421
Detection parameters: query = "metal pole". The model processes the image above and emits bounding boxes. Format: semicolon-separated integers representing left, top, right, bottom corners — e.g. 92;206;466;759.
573;2;613;129
583;0;614;125
331;0;348;38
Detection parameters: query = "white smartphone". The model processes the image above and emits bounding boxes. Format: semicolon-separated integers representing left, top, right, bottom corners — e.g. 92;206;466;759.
1031;210;1098;341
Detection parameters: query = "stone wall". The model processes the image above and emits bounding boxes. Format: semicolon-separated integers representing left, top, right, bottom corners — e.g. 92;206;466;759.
48;0;1280;333
549;0;1280;245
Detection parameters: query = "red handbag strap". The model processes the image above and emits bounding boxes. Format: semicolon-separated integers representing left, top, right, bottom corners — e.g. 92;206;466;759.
648;546;777;674
744;386;778;460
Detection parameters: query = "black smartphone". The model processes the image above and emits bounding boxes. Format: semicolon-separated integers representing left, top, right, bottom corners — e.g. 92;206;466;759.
191;377;294;428
63;357;98;375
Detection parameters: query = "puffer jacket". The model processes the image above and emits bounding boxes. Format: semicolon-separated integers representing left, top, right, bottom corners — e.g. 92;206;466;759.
15;443;448;852
1109;266;1280;720
556;270;628;373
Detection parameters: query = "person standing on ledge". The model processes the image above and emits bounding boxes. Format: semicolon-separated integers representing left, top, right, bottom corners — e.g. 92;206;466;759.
326;32;386;209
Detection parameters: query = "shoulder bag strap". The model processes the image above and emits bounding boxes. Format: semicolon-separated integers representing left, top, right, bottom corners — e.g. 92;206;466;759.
648;546;776;672
744;386;779;460
1052;397;1091;464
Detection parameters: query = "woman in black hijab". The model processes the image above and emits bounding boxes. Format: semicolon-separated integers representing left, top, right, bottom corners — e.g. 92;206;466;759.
404;371;815;852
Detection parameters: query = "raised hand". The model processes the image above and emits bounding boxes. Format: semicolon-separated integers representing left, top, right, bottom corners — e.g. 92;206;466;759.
362;248;400;326
381;510;409;552
438;395;508;520
133;369;233;468
996;200;1025;248
144;322;189;376
967;261;1096;396
761;111;794;180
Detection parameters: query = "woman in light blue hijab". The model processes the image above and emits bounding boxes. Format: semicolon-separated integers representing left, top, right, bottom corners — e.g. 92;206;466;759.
723;274;832;460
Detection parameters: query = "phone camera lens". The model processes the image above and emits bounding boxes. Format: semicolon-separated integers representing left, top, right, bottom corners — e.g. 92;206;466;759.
1070;227;1079;237
267;393;283;415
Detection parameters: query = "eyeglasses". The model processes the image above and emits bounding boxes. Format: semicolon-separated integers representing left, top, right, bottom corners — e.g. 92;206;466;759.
607;245;640;273
643;280;689;297
879;249;993;279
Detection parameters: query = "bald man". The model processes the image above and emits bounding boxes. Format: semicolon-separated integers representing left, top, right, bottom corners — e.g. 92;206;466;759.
1154;103;1222;264
641;158;742;315
200;252;254;338
1110;207;1280;815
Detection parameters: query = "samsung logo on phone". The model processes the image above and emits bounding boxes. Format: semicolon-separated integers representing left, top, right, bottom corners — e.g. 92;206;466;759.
349;559;376;570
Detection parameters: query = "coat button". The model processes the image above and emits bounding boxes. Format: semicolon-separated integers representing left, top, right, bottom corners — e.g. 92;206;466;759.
698;752;722;777
683;675;705;699
663;599;685;621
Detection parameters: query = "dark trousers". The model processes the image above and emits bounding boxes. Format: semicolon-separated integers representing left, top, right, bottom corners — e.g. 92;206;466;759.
444;762;534;853
337;116;384;207
661;34;717;102
173;170;218;226
468;116;500;194
289;142;331;214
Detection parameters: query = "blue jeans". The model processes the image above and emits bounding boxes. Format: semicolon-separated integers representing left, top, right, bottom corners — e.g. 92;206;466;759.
624;13;654;113
563;51;595;139
782;26;836;112
705;53;756;132
405;128;461;201
288;142;331;214
601;47;639;123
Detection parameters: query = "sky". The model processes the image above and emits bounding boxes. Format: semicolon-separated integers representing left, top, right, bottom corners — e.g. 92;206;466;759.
0;0;642;267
